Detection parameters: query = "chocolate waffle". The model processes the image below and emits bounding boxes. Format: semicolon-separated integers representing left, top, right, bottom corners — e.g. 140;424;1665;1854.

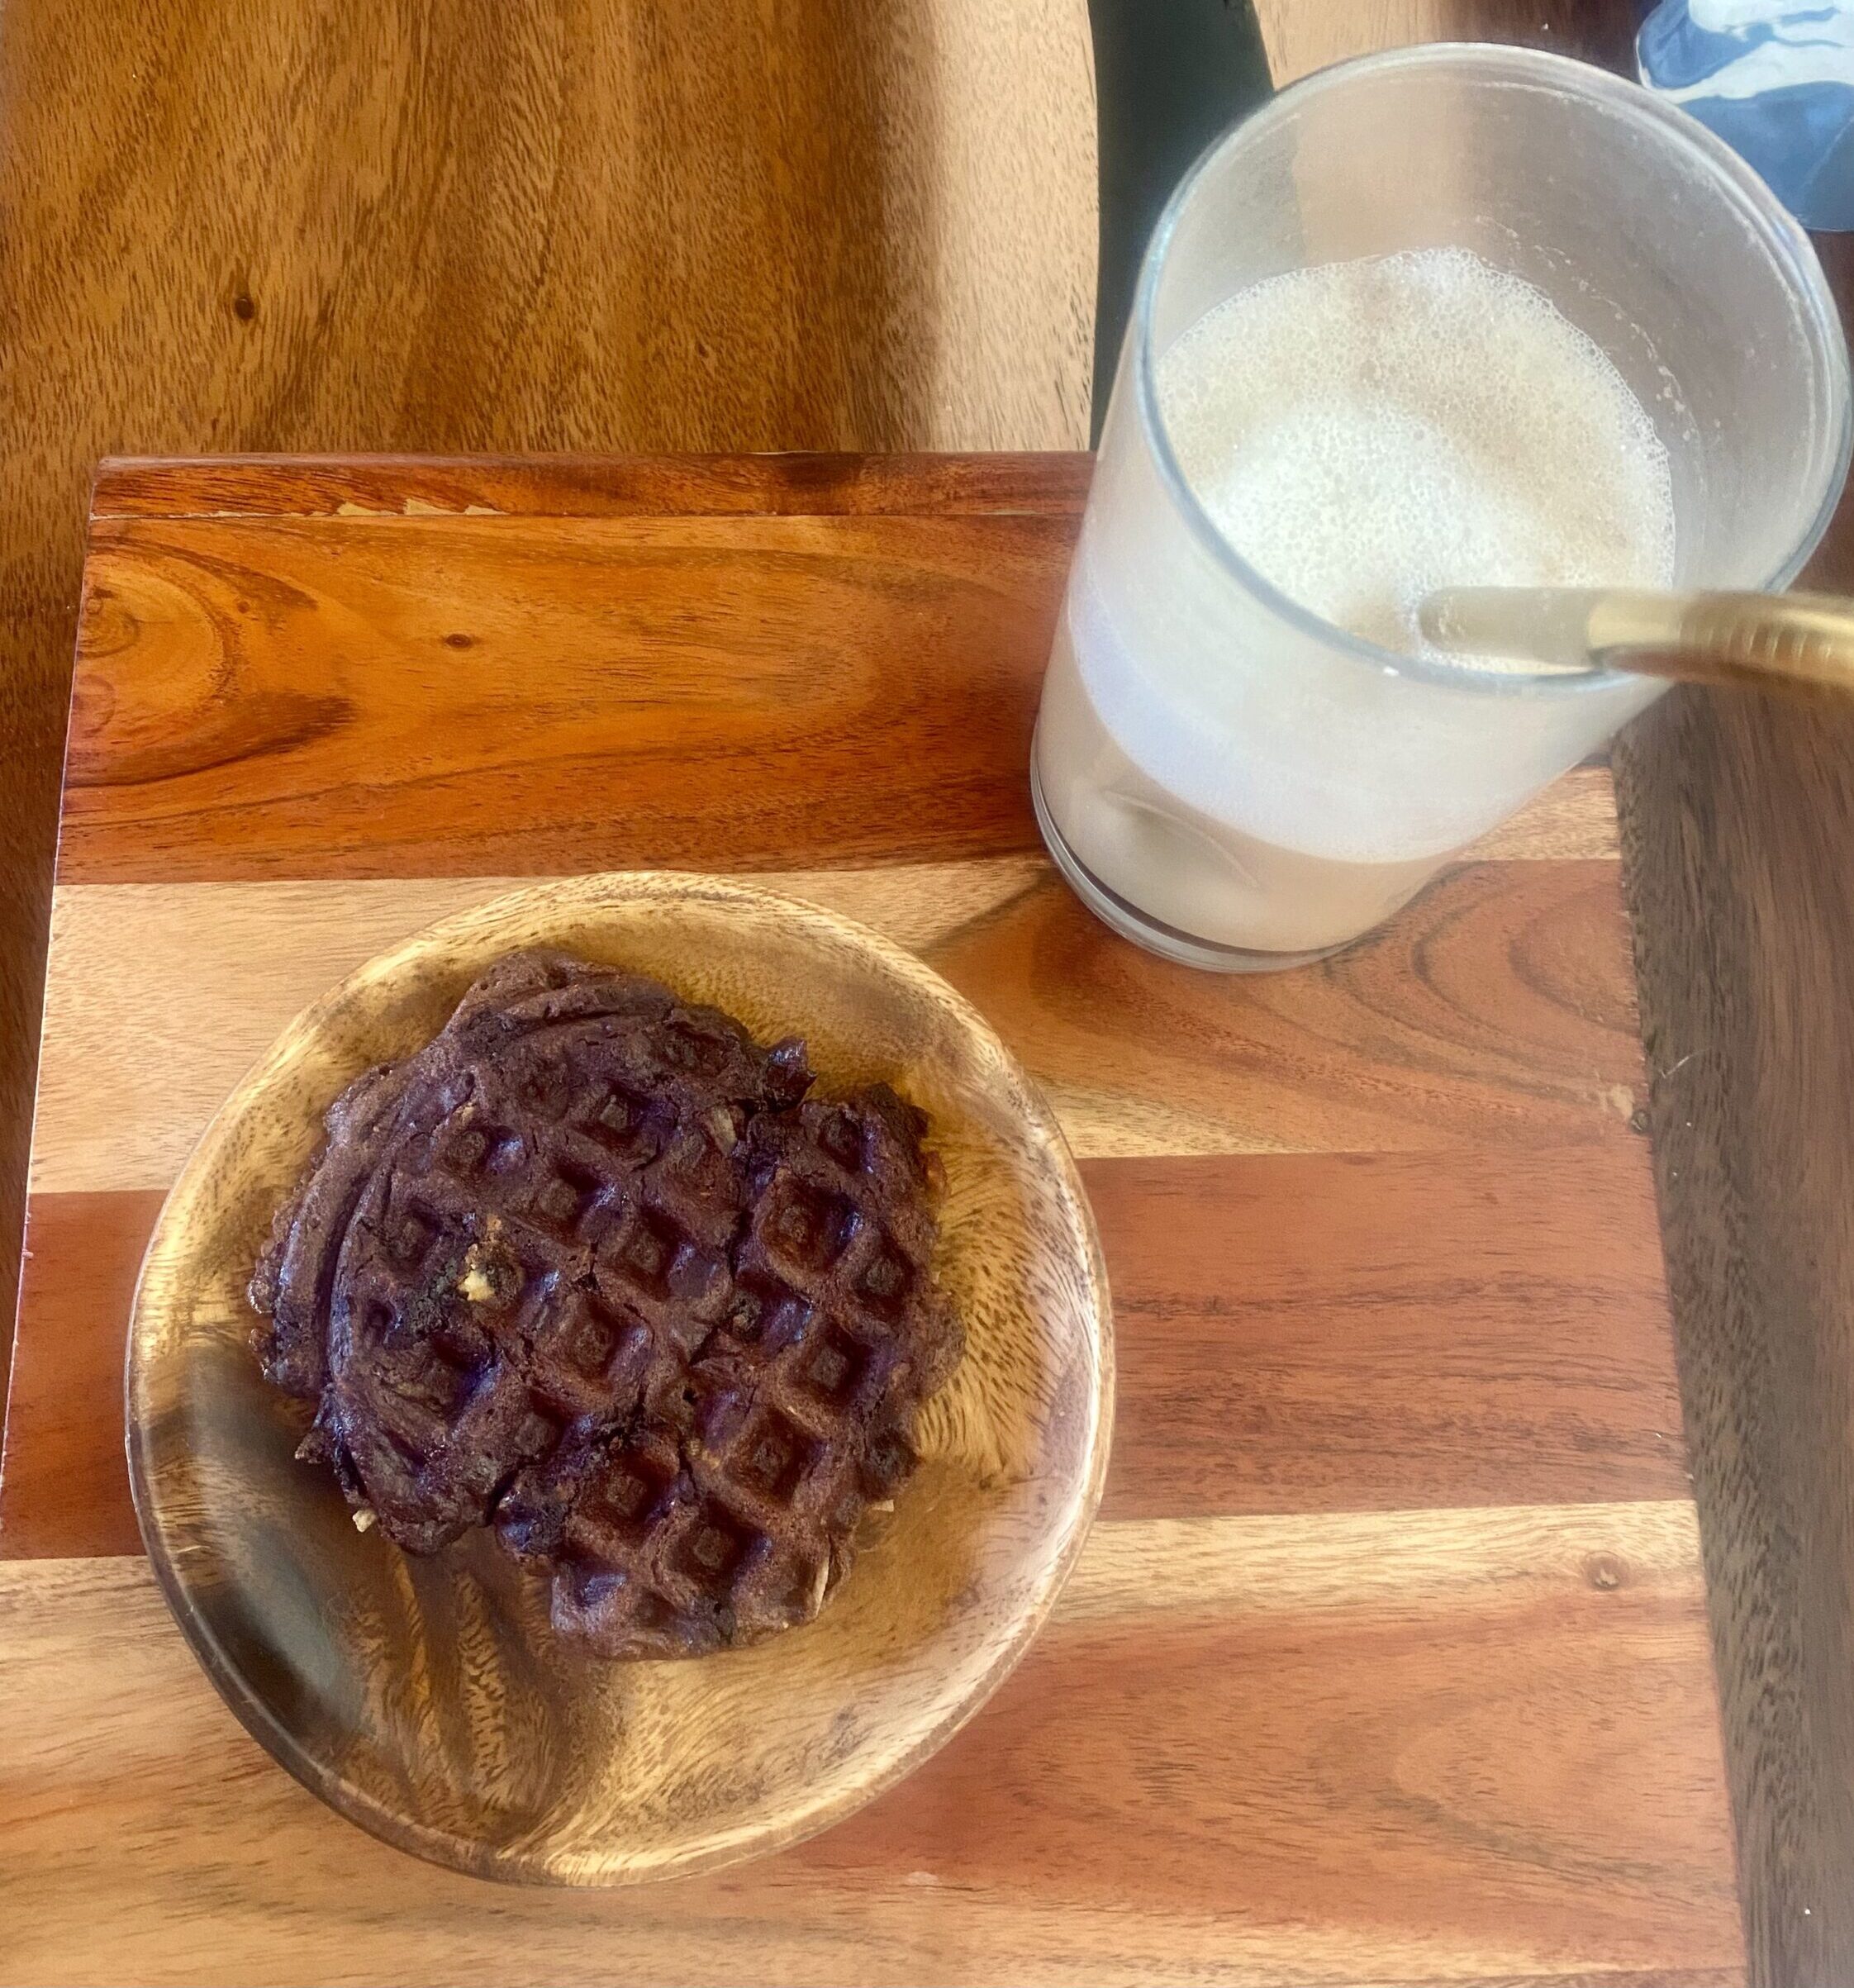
496;1083;962;1654
250;949;962;1657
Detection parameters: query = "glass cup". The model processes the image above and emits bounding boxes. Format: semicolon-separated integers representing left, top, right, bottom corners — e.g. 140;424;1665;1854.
1032;42;1852;969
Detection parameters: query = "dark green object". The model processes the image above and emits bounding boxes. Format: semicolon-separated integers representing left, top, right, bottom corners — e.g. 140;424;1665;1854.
1086;0;1274;441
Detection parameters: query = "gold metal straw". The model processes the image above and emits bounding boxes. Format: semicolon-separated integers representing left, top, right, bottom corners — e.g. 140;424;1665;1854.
1417;587;1854;695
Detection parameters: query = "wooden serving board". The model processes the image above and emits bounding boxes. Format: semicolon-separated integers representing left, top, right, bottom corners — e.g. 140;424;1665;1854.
0;454;1743;1986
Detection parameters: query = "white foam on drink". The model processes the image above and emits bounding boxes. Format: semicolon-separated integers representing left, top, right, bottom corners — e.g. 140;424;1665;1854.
1156;247;1676;667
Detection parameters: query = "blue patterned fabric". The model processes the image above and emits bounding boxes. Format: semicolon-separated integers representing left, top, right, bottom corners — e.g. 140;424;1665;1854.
1638;2;1854;228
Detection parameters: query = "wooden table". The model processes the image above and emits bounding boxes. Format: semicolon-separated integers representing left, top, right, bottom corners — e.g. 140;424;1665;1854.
0;452;1744;1985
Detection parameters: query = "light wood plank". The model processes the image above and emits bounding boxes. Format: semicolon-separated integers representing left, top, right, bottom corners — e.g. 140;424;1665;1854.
1257;0;1467;83
28;863;1041;1194
30;835;1634;1195
1067;1499;1706;1615
1470;765;1617;859
1253;1;1629;87
0;1504;1740;1988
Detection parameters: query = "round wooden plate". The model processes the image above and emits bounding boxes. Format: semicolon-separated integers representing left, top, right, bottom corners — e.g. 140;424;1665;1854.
126;873;1113;1882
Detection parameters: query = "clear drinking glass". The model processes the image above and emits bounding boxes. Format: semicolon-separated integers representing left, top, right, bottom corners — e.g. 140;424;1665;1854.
1032;42;1852;969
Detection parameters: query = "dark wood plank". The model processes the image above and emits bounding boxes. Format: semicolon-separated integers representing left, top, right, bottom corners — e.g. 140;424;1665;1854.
1608;197;1854;1988
1091;1144;1687;1520
0;1146;1688;1559
90;452;1093;521
0;1189;165;1558
1620;702;1854;1988
62;507;1072;882
1616;319;1854;1977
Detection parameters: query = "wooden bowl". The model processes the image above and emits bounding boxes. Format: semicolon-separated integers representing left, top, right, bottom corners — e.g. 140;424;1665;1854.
126;873;1112;1882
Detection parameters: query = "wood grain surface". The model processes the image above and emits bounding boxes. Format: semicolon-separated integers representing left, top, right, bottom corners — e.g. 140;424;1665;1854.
0;454;1741;1984
1618;611;1854;1984
1252;0;1634;83
26;860;1641;1199
67;504;1072;882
